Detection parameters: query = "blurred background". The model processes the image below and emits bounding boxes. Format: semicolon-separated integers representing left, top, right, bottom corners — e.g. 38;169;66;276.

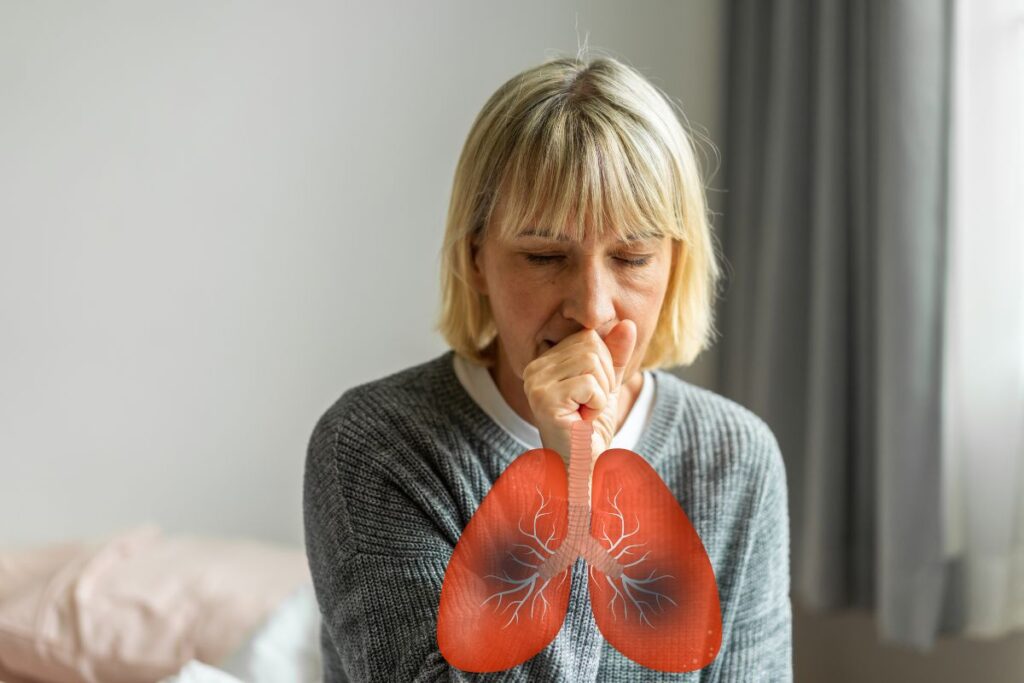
2;1;1021;681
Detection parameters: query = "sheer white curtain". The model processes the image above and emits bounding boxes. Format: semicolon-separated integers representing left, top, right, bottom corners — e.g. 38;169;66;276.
942;0;1024;639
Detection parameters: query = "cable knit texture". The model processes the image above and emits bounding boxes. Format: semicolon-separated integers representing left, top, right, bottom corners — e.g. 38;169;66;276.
303;350;792;681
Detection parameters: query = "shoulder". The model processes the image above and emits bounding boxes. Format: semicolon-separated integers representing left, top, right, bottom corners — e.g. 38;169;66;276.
652;370;787;499
303;351;470;556
303;350;477;509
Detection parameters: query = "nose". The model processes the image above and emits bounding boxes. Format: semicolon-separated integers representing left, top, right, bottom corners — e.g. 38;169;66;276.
561;253;617;332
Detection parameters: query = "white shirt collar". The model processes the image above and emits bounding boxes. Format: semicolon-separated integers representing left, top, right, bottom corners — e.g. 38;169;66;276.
452;352;656;452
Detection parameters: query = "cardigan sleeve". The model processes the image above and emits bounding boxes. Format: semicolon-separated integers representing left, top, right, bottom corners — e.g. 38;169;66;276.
706;426;793;682
302;392;553;682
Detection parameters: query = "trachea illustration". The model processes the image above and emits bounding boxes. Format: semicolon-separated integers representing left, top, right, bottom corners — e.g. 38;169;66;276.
437;420;722;673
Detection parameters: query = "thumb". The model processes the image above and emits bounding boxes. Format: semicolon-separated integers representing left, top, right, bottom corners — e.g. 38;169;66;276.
601;319;637;390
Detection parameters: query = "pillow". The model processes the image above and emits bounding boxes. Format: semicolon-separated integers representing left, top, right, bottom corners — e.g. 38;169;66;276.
0;524;310;683
0;538;92;604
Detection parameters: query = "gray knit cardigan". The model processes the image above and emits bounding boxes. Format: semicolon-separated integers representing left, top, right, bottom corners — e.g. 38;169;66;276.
303;350;792;681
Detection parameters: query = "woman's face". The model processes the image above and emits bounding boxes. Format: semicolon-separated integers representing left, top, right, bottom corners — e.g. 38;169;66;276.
469;222;674;383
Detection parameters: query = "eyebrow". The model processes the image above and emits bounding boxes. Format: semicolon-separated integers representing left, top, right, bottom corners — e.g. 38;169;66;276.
514;228;662;244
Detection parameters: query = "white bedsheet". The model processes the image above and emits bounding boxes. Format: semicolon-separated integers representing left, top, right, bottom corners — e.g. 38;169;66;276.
160;581;323;683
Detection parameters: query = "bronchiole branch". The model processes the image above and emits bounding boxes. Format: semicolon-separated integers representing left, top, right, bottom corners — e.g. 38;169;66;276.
592;485;677;628
480;485;569;629
600;487;644;560
514;485;557;558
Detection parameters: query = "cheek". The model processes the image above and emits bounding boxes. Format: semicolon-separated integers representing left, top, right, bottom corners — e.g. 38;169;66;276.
488;264;551;334
623;262;669;307
628;264;673;345
625;291;662;345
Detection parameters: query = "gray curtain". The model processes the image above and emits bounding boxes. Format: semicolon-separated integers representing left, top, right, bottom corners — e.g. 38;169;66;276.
716;0;960;649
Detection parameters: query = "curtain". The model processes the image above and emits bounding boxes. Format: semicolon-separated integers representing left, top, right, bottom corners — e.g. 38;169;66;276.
716;0;963;649
941;0;1024;638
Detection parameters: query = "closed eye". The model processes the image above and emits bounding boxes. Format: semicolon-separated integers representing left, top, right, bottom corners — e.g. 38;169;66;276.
522;253;651;267
524;253;563;265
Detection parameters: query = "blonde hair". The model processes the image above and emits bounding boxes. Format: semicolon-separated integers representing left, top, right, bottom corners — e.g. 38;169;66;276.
435;54;722;370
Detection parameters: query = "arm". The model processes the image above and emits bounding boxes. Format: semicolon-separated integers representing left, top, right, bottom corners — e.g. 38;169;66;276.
302;392;539;682
708;429;793;682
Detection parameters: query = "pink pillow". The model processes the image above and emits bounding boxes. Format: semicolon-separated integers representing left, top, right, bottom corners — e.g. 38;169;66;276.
0;539;92;604
0;525;310;683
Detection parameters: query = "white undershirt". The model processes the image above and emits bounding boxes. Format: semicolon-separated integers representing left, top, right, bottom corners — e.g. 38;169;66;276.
452;352;656;452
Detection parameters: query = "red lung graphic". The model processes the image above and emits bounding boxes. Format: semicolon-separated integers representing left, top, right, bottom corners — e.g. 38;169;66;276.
588;448;722;672
437;447;573;672
438;421;722;674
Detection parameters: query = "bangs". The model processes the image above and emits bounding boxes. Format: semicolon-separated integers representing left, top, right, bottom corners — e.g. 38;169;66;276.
487;106;681;244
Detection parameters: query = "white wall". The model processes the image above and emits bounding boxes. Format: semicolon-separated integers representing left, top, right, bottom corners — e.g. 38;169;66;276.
0;1;725;549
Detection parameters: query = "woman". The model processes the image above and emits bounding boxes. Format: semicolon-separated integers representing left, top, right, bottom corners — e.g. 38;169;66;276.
303;56;791;681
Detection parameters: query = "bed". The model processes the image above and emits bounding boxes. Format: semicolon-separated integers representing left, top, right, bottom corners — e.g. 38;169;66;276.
0;525;322;683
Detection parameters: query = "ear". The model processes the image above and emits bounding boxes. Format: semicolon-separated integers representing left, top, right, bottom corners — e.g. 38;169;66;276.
467;236;489;296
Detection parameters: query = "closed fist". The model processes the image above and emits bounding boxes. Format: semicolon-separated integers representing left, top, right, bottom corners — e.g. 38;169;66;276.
522;320;637;469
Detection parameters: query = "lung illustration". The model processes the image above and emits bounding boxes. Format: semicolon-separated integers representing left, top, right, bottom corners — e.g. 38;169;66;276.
437;420;721;673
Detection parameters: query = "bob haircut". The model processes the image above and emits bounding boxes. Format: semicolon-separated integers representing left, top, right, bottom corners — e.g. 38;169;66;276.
436;54;722;370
